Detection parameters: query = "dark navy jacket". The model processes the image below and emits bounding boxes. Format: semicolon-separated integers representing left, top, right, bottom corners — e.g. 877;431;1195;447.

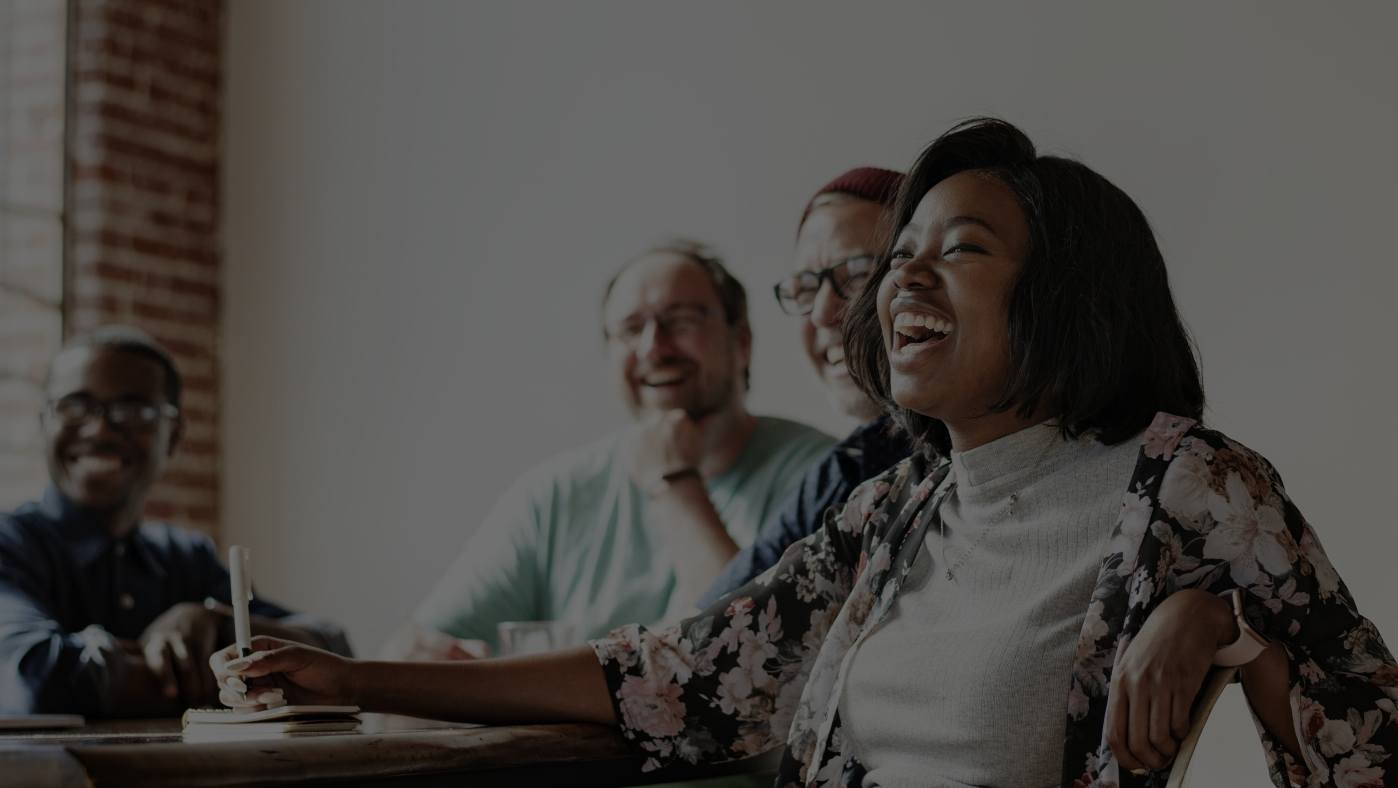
0;487;349;715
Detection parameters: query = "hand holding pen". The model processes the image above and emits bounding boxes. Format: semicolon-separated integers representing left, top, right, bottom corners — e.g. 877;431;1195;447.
217;546;287;708
210;635;356;709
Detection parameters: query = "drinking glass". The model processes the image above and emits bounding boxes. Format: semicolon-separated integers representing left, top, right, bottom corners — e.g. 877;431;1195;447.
496;621;576;657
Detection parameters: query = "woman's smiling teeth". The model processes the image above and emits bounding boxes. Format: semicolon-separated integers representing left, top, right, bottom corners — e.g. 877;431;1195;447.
893;311;955;348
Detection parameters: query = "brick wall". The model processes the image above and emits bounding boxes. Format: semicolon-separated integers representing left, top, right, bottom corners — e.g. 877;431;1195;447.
0;0;67;509
66;0;225;536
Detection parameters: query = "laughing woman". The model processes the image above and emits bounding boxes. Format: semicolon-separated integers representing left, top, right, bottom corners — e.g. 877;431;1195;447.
211;119;1397;788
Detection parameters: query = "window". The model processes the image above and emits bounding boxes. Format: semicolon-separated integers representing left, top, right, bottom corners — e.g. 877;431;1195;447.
0;0;66;506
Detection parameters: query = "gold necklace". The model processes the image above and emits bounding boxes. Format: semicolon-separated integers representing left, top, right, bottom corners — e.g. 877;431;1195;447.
936;425;1061;582
938;489;1018;582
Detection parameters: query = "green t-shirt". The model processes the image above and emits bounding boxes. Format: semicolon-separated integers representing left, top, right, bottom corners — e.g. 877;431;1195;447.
414;416;834;651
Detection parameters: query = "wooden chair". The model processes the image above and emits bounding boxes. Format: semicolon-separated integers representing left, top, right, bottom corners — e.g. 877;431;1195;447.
1165;666;1240;788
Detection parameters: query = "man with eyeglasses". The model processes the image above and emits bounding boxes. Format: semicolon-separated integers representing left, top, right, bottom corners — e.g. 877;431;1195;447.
698;167;918;607
393;241;834;660
0;326;349;716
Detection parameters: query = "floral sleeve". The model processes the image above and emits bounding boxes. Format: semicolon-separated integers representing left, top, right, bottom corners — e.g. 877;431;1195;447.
1147;423;1398;787
588;465;904;772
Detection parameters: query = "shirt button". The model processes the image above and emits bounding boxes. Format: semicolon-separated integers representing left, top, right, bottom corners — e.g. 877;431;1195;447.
119;593;135;610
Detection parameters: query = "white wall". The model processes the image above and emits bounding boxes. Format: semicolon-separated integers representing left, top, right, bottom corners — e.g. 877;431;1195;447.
223;2;1397;782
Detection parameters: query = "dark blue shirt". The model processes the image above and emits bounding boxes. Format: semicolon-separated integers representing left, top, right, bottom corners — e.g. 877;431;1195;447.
699;416;915;607
0;487;349;715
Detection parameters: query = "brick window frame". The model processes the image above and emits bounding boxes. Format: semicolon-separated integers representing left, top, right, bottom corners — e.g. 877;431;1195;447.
2;0;224;539
0;0;67;508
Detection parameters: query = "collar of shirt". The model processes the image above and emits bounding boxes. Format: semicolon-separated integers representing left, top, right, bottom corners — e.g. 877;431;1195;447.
38;486;167;578
847;415;916;467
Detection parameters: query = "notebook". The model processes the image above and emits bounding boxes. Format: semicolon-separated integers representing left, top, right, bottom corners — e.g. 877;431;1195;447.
181;705;361;740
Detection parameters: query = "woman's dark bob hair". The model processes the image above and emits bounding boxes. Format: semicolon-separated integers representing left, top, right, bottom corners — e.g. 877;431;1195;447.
844;118;1204;456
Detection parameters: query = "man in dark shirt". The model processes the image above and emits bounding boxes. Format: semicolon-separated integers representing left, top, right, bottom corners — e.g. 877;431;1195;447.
699;168;917;606
0;326;349;716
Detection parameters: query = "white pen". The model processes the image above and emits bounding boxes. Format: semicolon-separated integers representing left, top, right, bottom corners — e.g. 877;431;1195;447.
229;545;253;658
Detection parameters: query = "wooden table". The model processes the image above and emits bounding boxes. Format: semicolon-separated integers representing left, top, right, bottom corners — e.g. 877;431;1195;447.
0;716;779;787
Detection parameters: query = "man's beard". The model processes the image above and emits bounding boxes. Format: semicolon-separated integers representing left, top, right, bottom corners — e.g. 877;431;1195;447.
679;396;724;422
631;372;736;422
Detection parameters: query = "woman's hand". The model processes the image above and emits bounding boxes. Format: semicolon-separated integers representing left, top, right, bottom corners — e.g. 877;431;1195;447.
1104;588;1237;772
209;635;358;709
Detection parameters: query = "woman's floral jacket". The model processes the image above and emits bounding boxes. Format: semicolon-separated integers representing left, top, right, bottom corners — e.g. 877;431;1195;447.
589;414;1398;787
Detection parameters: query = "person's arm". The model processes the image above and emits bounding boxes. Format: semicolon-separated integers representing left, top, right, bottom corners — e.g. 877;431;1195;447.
214;468;900;775
212;637;613;725
1105;588;1302;772
647;473;739;606
214;507;856;761
697;448;852;609
0;538;173;716
1114;423;1397;781
362;648;614;723
626;409;741;605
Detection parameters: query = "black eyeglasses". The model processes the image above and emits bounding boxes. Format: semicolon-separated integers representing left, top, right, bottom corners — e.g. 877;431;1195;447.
772;255;876;316
44;394;179;432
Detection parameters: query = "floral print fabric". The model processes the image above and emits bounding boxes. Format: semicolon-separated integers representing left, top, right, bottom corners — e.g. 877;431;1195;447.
589;414;1398;787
